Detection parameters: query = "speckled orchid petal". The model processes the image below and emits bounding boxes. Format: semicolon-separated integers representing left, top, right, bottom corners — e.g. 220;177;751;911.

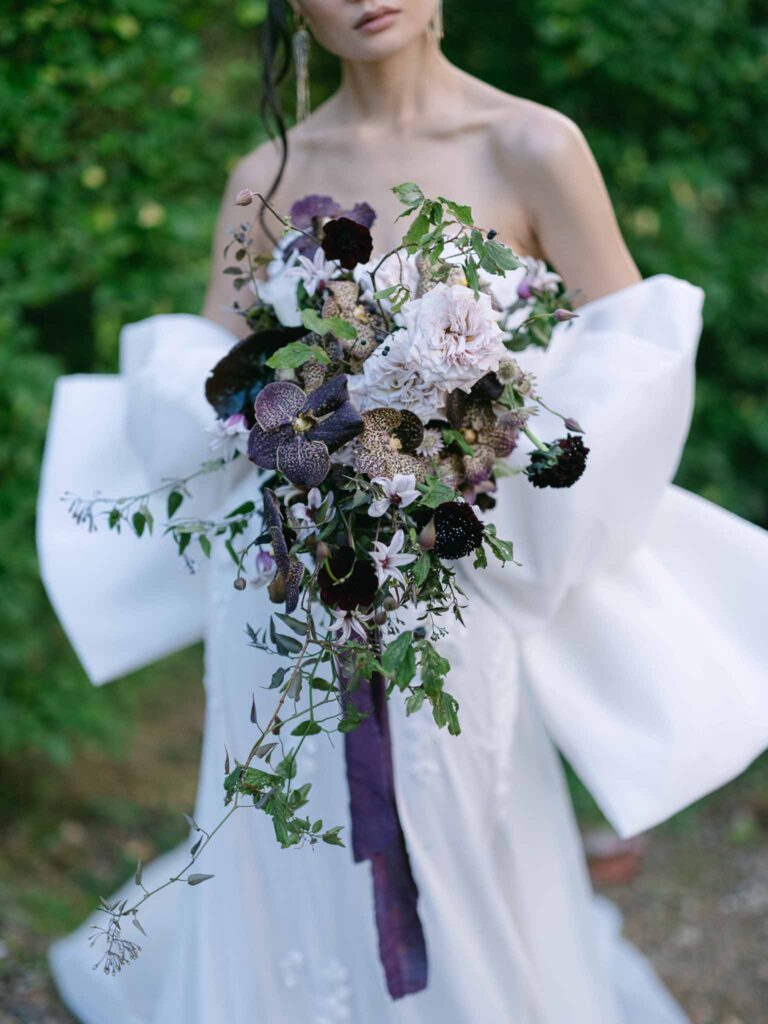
284;560;304;614
276;436;331;487
247;423;293;470
308;403;364;453
254;381;306;431
302;374;350;418
262;488;290;578
289;194;342;230
487;416;519;458
463;446;496;486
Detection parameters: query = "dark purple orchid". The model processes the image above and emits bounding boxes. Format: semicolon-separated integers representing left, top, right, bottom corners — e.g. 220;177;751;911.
288;195;376;258
248;375;363;487
261;488;303;614
445;390;518;487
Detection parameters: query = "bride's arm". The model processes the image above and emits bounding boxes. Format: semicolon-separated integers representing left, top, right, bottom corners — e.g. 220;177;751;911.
516;110;641;305
201;143;280;337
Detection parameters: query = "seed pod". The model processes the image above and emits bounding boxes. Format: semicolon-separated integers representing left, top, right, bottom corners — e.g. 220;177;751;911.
419;519;437;551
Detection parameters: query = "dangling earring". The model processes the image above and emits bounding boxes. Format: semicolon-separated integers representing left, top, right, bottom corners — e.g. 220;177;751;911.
429;0;444;47
293;14;311;122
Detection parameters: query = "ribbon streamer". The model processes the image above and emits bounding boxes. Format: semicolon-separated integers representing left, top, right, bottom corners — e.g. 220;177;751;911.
341;660;428;998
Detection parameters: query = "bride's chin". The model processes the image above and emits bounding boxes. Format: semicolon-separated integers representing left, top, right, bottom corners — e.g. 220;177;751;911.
322;28;430;63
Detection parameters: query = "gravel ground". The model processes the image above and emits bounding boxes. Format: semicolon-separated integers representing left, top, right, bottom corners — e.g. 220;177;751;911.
2;664;766;1023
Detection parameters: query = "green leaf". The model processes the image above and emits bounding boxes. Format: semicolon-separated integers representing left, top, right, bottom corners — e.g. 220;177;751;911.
131;511;145;537
418;476;459;508
403;211;430;251
199;535;212;558
300;308;357;342
226;500;256;518
438;197;473;226
269;667;287;689
177;532;191;555
309;678;334;691
269;617;303;655
392;182;424;206
484;524;516;565
291;720;322;736
322;826;345;847
167;490;184;518
412;552;432;588
381;631;417;690
275;612;307;636
266;339;331;369
464;256;480;295
442;428;475;456
405;688;426;715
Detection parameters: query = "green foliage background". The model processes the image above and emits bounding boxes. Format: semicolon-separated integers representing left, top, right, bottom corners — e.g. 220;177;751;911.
1;0;766;759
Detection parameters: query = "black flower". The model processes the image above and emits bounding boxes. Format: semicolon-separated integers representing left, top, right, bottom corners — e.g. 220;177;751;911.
321;217;374;270
317;546;378;611
248;376;363;487
525;435;589;489
288;195;377;258
262;488;303;613
205;326;307;425
432;502;485;559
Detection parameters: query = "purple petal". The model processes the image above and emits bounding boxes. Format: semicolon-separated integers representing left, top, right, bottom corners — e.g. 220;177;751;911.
308;402;363;452
463;446;495;485
289;194;341;230
276;436;331;487
255;381;306;431
342;201;377;229
262;489;290;573
284;560;304;614
302;374;349;417
248;423;293;470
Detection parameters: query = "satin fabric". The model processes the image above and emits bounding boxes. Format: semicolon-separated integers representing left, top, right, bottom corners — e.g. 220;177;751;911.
37;275;768;1023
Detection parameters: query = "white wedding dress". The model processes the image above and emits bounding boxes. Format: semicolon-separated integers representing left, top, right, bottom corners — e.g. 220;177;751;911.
37;275;768;1024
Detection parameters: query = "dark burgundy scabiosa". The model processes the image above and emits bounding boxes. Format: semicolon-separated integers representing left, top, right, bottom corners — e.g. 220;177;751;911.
248;376;363;487
525;434;590;489
262;488;304;613
289;196;377;257
321;217;374;271
317;546;378;611
431;502;485;559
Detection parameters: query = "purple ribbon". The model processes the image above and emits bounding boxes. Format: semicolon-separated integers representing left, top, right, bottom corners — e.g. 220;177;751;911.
341;662;428;999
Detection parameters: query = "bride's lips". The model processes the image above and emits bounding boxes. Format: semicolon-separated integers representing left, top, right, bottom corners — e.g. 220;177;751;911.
353;6;401;34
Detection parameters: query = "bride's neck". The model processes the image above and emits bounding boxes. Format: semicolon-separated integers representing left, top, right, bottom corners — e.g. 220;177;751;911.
336;41;458;128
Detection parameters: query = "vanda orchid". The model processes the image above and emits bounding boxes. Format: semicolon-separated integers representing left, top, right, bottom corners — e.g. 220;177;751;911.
66;182;586;997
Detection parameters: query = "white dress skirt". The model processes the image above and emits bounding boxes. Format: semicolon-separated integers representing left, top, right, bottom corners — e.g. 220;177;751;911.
37;275;768;1023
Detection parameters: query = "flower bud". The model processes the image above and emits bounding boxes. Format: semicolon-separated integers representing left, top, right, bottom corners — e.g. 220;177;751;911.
517;279;533;301
563;417;584;433
234;188;256;207
233;576;247;591
374;608;388;626
268;575;286;604
383;594;399;612
496;359;519;385
553;307;578;322
315;541;331;563
419;519;436;551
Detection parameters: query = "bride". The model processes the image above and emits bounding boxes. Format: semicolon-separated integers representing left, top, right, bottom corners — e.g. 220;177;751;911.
38;2;768;1022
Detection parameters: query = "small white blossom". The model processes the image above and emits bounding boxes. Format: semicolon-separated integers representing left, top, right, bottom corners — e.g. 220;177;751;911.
416;428;445;458
288;488;334;536
251;550;277;588
207;413;250;459
370;530;416;587
367;474;421;518
329;607;373;644
284;247;341;297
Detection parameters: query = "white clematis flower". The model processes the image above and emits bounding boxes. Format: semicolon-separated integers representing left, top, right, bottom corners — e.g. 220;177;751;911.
367;474;421;518
207;413;250;459
370;530;416;587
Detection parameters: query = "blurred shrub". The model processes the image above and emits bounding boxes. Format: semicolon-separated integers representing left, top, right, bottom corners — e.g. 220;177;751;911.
0;0;266;758
446;0;768;524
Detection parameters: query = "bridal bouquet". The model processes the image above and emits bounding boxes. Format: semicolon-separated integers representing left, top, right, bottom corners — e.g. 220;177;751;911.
70;183;586;987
